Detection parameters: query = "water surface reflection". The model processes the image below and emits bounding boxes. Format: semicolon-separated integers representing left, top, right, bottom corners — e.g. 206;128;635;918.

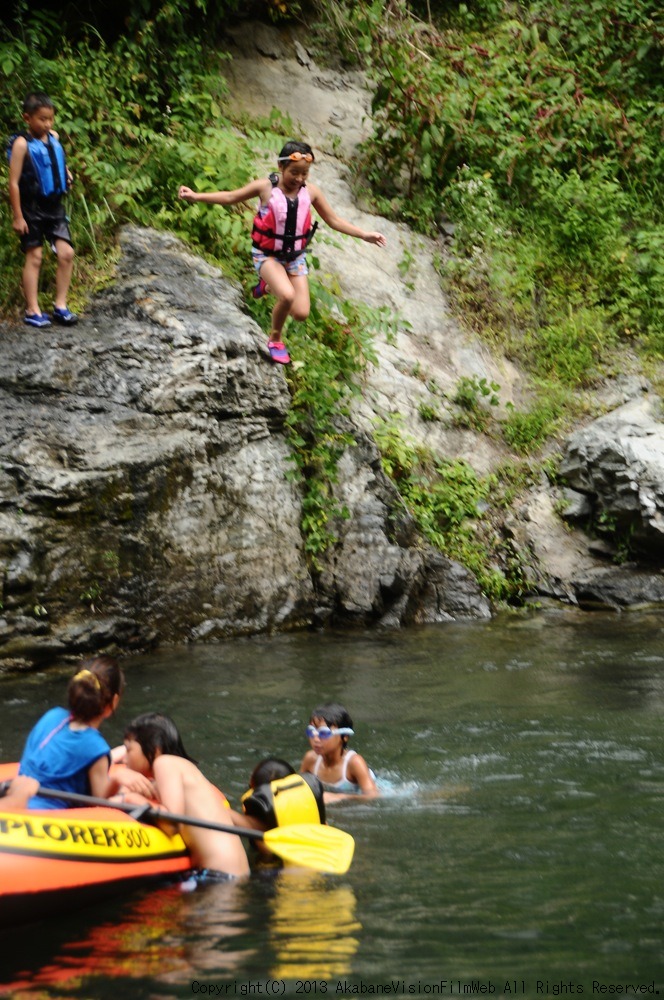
1;609;663;995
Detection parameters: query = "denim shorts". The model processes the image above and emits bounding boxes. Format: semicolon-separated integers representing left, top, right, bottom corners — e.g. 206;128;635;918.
252;250;308;277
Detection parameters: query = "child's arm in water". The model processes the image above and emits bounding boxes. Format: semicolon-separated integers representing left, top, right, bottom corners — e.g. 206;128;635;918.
308;184;387;246
323;753;380;804
348;752;379;797
178;177;271;208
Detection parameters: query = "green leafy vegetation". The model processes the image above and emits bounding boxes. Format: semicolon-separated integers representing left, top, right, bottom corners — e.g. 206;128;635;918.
314;0;663;371
278;289;390;567
374;414;532;601
452;374;501;431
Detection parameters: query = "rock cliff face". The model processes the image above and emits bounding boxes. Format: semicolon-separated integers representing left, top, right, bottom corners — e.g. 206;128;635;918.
2;23;664;670
0;227;489;670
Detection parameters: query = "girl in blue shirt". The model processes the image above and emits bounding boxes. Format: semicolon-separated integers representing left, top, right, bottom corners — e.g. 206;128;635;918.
19;655;137;809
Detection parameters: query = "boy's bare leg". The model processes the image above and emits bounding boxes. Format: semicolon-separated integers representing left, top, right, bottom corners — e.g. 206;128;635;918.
22;246;43;316
53;239;75;310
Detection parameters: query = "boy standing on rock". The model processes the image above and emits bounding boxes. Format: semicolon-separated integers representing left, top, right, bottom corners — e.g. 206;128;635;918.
8;91;78;327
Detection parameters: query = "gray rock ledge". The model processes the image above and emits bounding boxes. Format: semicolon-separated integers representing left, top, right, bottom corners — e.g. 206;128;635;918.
0;226;489;670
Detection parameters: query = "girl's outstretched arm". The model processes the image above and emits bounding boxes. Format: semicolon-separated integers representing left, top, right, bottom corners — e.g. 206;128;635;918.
178;177;270;207
309;184;387;246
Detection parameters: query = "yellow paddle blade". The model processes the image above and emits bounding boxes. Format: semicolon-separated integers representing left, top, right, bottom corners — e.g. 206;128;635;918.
263;824;355;874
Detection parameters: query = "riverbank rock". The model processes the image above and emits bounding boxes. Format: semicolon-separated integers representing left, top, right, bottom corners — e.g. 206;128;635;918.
500;389;664;610
560;395;664;557
0;226;489;670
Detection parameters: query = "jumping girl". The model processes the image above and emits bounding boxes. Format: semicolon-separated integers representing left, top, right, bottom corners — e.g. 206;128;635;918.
18;655;150;809
178;140;387;365
300;702;379;801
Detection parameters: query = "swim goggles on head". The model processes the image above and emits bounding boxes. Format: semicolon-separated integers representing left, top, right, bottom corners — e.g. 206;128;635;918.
278;151;314;163
305;724;354;740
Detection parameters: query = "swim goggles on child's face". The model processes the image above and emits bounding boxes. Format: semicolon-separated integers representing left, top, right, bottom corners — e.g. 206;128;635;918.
306;724;355;740
278;152;314;163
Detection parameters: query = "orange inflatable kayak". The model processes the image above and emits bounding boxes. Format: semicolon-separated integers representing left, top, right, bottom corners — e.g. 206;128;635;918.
0;762;192;927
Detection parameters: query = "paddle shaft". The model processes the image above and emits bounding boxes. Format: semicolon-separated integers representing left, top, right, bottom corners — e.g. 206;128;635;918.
0;781;355;874
29;785;266;841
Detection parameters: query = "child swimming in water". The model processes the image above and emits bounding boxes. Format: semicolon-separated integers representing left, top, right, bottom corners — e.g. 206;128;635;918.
118;712;249;879
231;757;326;865
299;703;378;801
236;757;326;829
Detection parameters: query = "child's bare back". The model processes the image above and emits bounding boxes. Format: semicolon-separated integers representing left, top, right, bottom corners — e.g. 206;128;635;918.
153;755;249;877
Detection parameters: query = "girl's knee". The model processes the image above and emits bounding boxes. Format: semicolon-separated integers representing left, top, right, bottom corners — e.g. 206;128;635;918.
290;303;311;323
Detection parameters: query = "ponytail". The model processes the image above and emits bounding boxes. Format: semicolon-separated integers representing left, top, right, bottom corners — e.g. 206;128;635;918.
67;655;124;723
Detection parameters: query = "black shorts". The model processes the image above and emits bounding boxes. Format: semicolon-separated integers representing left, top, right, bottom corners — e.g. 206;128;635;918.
178;868;237;891
20;200;72;253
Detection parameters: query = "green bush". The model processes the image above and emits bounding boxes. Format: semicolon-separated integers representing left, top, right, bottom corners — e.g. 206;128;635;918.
373;414;529;602
314;0;663;379
502;391;567;454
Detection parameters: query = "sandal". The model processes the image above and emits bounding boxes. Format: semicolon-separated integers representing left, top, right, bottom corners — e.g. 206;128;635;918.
24;312;51;327
267;340;291;365
52;306;78;326
252;279;268;300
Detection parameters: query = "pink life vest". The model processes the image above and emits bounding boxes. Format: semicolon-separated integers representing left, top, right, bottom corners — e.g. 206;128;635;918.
251;182;317;261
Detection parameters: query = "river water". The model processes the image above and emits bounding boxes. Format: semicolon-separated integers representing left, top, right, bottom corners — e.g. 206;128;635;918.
1;608;663;999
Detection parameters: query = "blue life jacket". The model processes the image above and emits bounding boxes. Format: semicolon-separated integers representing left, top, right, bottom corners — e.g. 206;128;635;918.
7;131;68;201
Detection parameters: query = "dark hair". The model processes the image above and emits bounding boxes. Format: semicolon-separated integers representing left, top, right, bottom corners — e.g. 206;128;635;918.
249;757;295;789
277;139;314;162
23;92;54;115
124;712;195;766
310;702;354;747
67;656;125;724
